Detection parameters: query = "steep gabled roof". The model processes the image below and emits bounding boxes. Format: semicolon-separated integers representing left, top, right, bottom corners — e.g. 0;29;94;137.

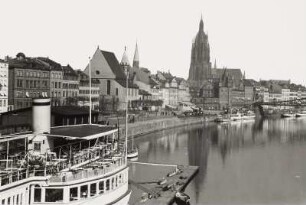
100;50;138;88
129;67;150;84
100;50;126;80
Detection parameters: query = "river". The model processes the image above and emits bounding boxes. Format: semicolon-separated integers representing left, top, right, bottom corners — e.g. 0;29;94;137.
132;118;306;204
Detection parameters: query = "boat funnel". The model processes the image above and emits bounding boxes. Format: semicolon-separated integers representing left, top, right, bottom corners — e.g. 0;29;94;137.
32;98;51;134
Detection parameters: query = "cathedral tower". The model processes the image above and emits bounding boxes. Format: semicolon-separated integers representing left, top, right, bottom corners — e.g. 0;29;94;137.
188;17;212;89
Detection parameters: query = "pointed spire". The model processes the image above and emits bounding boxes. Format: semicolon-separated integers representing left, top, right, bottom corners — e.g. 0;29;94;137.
214;59;217;69
120;46;130;66
133;42;139;68
243;71;246;79
199;15;204;31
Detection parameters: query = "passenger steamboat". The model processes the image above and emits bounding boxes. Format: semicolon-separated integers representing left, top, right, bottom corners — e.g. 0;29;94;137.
0;98;131;205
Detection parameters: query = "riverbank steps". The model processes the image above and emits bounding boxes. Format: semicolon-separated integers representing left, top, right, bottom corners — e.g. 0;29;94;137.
128;162;199;205
119;116;211;139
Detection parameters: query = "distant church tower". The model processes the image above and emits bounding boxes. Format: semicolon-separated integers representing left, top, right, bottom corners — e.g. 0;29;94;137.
133;42;139;68
188;17;211;89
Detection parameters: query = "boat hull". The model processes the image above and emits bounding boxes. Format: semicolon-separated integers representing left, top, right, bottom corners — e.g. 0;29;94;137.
127;149;138;159
296;113;306;117
72;184;131;205
127;152;138;159
281;113;295;118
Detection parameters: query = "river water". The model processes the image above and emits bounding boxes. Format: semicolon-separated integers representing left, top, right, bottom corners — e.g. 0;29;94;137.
133;118;306;204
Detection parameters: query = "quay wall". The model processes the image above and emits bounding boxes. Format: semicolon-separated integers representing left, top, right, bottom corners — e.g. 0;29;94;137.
119;116;209;139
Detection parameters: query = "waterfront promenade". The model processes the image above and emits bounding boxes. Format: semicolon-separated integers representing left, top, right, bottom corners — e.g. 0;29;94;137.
118;115;209;139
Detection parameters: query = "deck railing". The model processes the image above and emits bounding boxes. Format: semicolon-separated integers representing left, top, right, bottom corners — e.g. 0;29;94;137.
0;168;47;187
0;156;126;187
49;157;126;183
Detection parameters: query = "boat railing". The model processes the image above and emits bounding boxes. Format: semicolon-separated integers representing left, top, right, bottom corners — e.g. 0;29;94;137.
49;156;126;183
0;168;48;187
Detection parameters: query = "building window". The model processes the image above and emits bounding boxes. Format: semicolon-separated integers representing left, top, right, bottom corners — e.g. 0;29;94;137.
34;142;41;152
107;80;111;95
116;88;118;96
17;79;23;88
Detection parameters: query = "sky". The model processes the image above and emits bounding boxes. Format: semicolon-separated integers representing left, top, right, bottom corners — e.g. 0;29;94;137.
0;0;305;85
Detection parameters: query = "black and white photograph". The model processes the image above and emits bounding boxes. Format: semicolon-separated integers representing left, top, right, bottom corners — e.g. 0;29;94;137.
0;0;305;204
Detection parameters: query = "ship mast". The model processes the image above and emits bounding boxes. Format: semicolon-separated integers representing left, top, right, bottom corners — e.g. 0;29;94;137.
125;66;129;159
89;57;92;124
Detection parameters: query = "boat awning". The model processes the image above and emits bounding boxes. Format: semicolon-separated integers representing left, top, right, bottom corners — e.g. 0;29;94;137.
49;124;117;140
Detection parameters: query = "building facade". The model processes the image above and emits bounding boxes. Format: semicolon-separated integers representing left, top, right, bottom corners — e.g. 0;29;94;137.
37;57;64;106
0;59;9;113
84;47;138;112
8;53;50;110
62;64;79;106
77;70;100;109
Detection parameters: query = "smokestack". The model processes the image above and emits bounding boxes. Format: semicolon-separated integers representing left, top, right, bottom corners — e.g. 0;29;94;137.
32;98;51;134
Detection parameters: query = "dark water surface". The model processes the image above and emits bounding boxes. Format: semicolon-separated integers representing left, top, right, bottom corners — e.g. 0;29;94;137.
133;118;306;204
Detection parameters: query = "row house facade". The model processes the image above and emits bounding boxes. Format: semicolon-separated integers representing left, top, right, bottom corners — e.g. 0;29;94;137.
155;72;191;108
62;64;79;106
37;57;64;106
8;53;50;110
77;70;100;109
0;59;8;113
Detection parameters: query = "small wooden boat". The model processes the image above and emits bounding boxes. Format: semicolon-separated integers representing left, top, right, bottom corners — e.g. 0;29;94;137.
214;114;231;122
242;111;256;120
281;113;295;118
230;113;243;121
296;111;306;117
127;147;138;159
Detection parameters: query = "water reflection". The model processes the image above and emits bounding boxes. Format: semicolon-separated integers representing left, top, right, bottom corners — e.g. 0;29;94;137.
135;118;306;204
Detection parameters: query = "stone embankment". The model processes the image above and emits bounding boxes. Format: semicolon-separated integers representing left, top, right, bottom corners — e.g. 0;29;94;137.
119;116;210;139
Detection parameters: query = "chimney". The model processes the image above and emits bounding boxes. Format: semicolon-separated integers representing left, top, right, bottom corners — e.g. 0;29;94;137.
32;98;51;134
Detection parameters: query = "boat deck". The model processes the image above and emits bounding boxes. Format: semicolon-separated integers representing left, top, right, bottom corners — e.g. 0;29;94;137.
128;162;198;205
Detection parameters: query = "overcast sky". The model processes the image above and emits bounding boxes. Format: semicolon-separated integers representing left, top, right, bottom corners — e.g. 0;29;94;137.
1;0;305;85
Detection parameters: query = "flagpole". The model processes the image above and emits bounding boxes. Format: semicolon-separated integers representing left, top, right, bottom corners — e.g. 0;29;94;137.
125;66;129;159
89;57;92;125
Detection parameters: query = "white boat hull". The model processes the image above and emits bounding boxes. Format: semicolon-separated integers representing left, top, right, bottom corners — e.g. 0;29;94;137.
77;187;131;205
127;150;138;159
296;113;306;117
281;113;295;118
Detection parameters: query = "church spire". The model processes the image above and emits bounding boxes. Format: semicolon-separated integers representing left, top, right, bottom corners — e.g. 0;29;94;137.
133;42;139;68
199;15;204;31
120;46;130;67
